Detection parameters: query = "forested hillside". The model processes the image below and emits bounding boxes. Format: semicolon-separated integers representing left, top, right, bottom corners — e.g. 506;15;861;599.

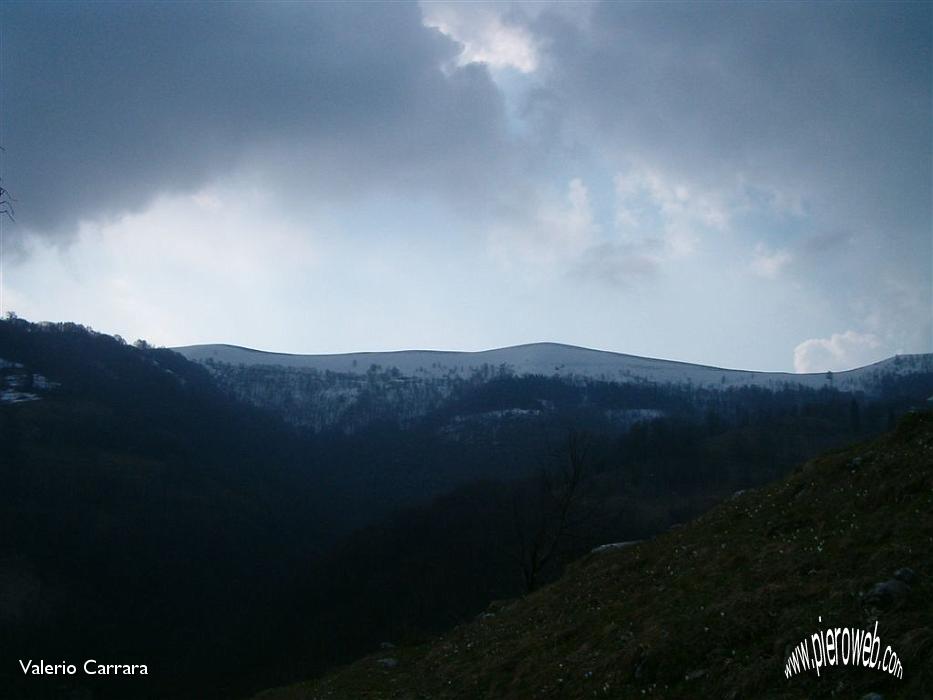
257;412;933;700
2;317;931;699
0;318;330;698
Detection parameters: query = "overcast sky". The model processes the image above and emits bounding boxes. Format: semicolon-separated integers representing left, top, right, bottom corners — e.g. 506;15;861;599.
1;1;930;372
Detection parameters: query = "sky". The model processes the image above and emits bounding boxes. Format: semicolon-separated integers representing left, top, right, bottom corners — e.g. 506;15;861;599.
0;1;930;372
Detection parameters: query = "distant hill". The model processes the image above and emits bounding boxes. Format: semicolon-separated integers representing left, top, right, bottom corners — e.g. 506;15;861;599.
175;343;933;434
255;412;933;700
177;341;932;392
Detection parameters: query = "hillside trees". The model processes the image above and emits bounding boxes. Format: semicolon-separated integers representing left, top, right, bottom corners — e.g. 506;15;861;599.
505;430;597;593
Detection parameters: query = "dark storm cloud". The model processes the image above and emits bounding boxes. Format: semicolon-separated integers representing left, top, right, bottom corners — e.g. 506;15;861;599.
2;1;511;238
520;0;930;334
527;1;931;233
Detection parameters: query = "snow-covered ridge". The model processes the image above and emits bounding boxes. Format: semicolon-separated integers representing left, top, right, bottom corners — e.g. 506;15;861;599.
173;342;932;393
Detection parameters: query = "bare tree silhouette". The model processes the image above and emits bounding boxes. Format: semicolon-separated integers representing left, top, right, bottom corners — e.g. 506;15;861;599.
505;430;596;593
0;146;13;220
0;181;13;220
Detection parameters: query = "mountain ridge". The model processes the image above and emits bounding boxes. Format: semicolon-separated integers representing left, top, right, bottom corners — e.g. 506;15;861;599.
175;341;932;394
174;339;904;372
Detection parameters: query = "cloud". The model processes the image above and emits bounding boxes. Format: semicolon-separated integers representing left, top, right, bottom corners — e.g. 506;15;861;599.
526;2;930;279
572;242;661;289
421;3;539;73
531;2;930;212
615;168;730;233
749;243;792;279
613;166;734;258
2;2;513;241
5;183;318;345
565;165;735;287
793;330;883;373
518;1;929;349
489;177;597;270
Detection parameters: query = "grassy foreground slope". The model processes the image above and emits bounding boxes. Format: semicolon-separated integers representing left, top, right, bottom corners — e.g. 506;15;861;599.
257;412;933;700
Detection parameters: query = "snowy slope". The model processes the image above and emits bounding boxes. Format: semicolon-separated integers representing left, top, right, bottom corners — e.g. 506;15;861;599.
174;342;932;394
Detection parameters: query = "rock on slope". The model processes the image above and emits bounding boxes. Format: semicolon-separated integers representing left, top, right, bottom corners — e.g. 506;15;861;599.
254;412;933;699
